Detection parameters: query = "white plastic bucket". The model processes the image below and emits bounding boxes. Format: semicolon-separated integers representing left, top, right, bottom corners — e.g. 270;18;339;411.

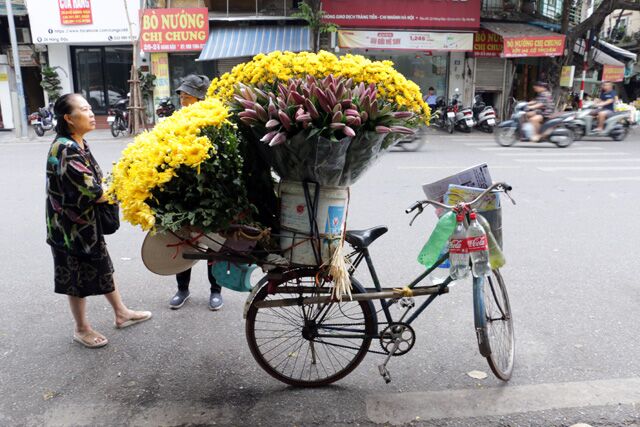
279;181;349;266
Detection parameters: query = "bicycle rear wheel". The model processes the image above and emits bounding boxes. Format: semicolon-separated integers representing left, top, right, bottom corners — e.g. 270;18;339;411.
475;270;514;380
245;269;375;387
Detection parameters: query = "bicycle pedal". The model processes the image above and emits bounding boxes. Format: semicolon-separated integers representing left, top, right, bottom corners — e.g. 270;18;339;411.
378;364;392;383
399;297;415;308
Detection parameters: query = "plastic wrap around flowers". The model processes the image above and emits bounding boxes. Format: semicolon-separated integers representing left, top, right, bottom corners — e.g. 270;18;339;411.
228;71;425;186
230;75;417;186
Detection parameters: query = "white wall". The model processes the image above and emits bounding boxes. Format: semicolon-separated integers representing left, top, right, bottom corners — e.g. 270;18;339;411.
0;61;15;129
47;44;73;95
448;52;472;106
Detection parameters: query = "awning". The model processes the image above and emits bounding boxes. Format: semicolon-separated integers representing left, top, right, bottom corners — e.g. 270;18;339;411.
481;22;566;58
574;39;625;67
0;0;27;16
197;26;310;61
594;39;637;63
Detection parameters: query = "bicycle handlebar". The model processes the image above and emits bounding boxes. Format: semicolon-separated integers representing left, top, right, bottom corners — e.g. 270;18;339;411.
405;182;514;215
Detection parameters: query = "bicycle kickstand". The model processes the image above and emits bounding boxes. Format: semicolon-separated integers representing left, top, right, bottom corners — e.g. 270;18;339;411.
378;339;401;384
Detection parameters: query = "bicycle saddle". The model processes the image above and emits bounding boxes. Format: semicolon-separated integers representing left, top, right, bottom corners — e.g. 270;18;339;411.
345;226;388;248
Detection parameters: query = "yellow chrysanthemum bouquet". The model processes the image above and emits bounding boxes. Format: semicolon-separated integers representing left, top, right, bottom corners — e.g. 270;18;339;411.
107;98;255;233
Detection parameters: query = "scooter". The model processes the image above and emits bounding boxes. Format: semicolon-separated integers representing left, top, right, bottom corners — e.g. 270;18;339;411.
155;97;176;122
108;95;129;137
428;96;455;134
451;90;475;132
472;95;497;133
568;101;631;141
495;101;574;148
29;103;56;137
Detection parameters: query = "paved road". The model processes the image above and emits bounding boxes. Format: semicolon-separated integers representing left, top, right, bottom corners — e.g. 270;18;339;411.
1;128;640;426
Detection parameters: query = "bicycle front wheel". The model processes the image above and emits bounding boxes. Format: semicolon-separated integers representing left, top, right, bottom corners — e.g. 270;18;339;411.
246;269;375;387
475;269;514;380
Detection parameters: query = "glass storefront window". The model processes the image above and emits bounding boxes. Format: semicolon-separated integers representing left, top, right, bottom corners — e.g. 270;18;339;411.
365;53;449;101
72;46;132;114
168;54;217;106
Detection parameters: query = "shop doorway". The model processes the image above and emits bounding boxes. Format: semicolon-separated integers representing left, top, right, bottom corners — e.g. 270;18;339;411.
21;66;45;114
71;46;132;114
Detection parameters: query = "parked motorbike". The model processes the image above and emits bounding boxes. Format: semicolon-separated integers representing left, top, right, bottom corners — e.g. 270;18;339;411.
428;96;455;133
495;101;574;148
108;96;129;137
450;89;475;132
567;101;631;141
155;97;176;122
472;95;497;133
29;103;56;137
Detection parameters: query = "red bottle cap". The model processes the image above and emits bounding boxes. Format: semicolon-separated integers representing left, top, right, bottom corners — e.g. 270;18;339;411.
456;213;464;222
469;211;477;220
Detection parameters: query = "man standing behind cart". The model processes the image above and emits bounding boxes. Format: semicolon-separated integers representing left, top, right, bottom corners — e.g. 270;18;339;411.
169;74;224;311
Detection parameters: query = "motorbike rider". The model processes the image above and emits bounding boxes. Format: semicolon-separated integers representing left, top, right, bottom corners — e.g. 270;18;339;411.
593;81;618;133
527;81;554;142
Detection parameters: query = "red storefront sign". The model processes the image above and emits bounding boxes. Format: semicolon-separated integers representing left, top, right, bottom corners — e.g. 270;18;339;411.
140;8;209;52
602;65;625;82
59;0;92;25
473;29;503;57
502;35;565;57
322;0;480;30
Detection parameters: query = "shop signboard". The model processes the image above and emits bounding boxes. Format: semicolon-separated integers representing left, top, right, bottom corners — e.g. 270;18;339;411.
338;30;473;52
7;46;38;67
26;0;139;44
502;35;565;57
323;0;480;30
560;66;575;87
140;8;208;52
59;0;93;25
602;65;625;82
473;29;503;57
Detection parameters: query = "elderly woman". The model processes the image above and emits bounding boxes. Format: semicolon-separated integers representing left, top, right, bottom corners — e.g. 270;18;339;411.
46;93;151;348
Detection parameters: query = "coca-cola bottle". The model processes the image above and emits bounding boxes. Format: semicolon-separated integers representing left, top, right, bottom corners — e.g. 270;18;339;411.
449;213;470;280
466;211;491;277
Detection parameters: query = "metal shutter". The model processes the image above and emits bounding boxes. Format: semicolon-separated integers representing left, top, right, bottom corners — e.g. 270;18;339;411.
215;57;253;76
474;58;505;91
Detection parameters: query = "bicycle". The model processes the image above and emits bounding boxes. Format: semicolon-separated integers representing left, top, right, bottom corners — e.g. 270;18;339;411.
243;182;516;386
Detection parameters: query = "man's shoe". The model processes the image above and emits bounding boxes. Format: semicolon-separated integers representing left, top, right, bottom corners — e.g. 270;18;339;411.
209;292;224;311
169;290;190;309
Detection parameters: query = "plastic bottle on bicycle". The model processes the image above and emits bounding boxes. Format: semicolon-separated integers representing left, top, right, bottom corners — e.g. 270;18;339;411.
449;213;470;280
467;211;491;277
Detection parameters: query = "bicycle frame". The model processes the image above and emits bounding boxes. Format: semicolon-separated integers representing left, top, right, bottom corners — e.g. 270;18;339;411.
346;243;490;342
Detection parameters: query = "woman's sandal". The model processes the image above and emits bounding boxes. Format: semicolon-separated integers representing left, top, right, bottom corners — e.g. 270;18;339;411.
115;311;152;329
73;330;108;348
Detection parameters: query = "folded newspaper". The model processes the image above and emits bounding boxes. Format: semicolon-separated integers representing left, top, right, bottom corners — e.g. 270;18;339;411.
444;184;500;211
422;164;492;203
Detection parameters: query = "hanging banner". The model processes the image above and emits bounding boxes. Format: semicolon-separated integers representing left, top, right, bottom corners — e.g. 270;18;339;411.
560;66;575;87
151;52;171;107
502;35;565;57
27;0;139;44
323;0;480;29
602;65;625;82
140;8;209;52
59;0;93;25
338;30;474;52
473;29;503;57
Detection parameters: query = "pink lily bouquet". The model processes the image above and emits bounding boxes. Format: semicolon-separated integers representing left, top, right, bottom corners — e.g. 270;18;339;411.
231;74;420;186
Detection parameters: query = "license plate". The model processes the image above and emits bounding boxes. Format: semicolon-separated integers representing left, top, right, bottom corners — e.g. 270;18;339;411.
107;116;115;123
447;112;455;118
31;120;40;125
466;120;474;126
487;119;495;125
